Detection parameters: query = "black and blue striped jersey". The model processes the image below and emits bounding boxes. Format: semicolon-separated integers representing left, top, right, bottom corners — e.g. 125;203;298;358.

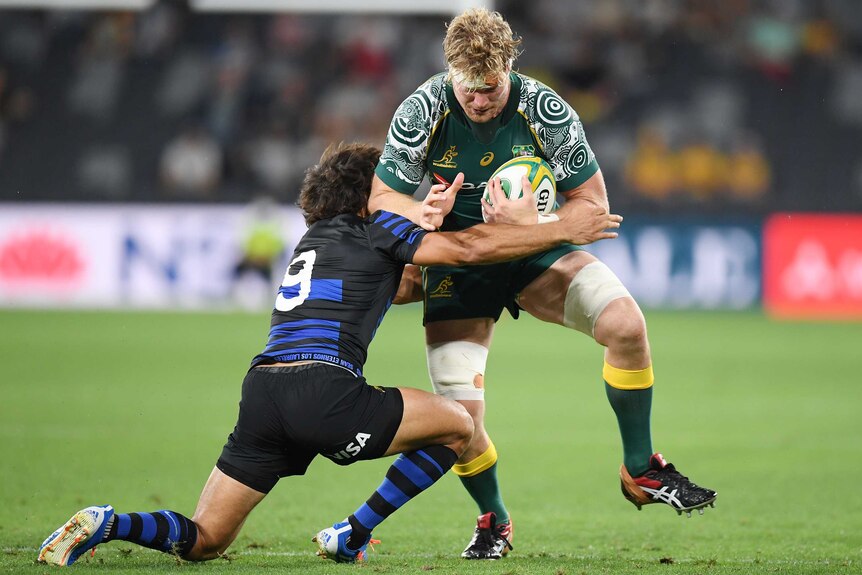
251;210;427;377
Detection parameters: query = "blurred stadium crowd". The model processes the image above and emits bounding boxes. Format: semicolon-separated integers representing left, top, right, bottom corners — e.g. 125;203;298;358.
0;0;860;214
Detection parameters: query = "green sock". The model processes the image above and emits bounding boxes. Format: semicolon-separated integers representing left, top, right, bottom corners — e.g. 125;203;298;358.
605;383;653;476
459;463;509;524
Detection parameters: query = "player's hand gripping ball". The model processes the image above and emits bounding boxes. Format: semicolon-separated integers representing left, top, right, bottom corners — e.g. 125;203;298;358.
481;156;557;223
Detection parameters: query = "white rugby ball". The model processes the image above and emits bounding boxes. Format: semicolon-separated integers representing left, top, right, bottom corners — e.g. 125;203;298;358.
482;156;557;223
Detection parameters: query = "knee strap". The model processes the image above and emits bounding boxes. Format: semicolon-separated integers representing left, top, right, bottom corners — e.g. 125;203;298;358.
426;341;488;401
563;261;632;336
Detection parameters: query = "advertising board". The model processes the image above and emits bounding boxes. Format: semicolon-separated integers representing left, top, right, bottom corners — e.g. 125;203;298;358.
0;204;307;309
0;206;768;311
763;213;862;319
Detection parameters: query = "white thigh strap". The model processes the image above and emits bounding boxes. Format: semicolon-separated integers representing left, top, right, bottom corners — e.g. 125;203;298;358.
426;341;489;401
564;261;632;337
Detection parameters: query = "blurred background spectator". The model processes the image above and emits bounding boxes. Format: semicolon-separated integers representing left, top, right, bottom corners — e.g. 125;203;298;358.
230;194;286;309
159;123;223;198
0;0;860;214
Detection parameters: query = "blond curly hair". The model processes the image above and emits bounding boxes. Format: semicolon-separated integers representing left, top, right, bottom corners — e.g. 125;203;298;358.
444;8;522;85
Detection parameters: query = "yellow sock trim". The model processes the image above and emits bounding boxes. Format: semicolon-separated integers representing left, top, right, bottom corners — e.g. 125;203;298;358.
603;362;654;390
452;442;498;477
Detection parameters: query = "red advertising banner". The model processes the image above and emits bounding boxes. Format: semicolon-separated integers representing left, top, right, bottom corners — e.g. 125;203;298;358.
764;213;862;319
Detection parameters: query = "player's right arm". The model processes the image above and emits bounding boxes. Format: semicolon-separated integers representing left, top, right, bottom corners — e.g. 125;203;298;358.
370;174;459;231
368;176;422;222
413;178;622;267
371;75;452;230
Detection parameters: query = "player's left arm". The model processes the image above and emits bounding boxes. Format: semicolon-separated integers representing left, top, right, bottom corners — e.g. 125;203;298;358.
528;81;610;215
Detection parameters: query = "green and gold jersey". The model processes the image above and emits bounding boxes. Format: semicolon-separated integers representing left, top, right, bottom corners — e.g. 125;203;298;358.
375;72;600;231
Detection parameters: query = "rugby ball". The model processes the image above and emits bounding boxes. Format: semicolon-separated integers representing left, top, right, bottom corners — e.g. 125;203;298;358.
482;156;557;222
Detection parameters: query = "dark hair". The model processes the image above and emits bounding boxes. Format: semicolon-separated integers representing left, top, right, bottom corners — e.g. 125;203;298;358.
298;142;382;225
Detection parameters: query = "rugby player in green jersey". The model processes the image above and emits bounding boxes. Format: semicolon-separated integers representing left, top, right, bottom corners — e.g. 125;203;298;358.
370;8;717;559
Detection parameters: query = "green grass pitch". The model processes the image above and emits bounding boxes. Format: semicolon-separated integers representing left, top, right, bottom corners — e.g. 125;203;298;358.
1;307;860;574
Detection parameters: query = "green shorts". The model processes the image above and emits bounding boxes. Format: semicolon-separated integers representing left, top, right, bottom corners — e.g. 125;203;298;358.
422;244;582;324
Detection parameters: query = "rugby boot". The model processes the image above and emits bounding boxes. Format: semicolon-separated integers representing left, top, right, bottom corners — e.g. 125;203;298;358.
620;453;717;516
313;520;378;563
461;512;513;559
38;505;114;566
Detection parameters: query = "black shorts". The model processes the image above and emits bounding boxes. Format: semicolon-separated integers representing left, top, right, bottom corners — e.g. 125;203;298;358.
217;363;404;494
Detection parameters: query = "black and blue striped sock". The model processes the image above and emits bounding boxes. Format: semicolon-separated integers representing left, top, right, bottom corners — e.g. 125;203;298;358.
103;511;198;557
347;445;458;549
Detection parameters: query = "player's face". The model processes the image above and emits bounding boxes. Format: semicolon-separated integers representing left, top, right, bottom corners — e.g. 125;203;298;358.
451;72;511;123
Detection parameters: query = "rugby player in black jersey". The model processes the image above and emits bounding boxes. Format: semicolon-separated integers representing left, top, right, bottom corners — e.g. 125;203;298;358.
37;143;621;567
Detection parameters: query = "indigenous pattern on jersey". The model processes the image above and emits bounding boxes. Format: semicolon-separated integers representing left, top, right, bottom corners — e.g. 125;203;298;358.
252;211;426;376
376;72;599;231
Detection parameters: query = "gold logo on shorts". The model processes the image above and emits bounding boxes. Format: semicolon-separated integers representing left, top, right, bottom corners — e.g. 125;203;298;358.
429;275;454;298
432;146;458;169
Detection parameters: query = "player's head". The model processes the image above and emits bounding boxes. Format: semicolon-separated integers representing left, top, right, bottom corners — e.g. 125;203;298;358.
444;8;521;123
299;142;381;225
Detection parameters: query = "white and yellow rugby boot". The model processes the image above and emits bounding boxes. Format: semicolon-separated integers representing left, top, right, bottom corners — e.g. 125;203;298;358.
38;505;114;566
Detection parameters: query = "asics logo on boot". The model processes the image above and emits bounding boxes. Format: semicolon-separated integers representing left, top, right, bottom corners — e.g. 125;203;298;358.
641;486;682;509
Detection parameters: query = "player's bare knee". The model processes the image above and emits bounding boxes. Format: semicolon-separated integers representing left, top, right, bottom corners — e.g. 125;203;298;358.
448;403;475;456
594;298;647;351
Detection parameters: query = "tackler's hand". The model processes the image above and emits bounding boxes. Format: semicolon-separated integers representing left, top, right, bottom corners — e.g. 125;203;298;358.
560;203;623;245
420;172;463;231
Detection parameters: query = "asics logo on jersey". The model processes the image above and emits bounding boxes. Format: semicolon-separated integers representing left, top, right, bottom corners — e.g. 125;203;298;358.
327;432;372;461
432;146;459;169
480;152;495;166
429;276;454;298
